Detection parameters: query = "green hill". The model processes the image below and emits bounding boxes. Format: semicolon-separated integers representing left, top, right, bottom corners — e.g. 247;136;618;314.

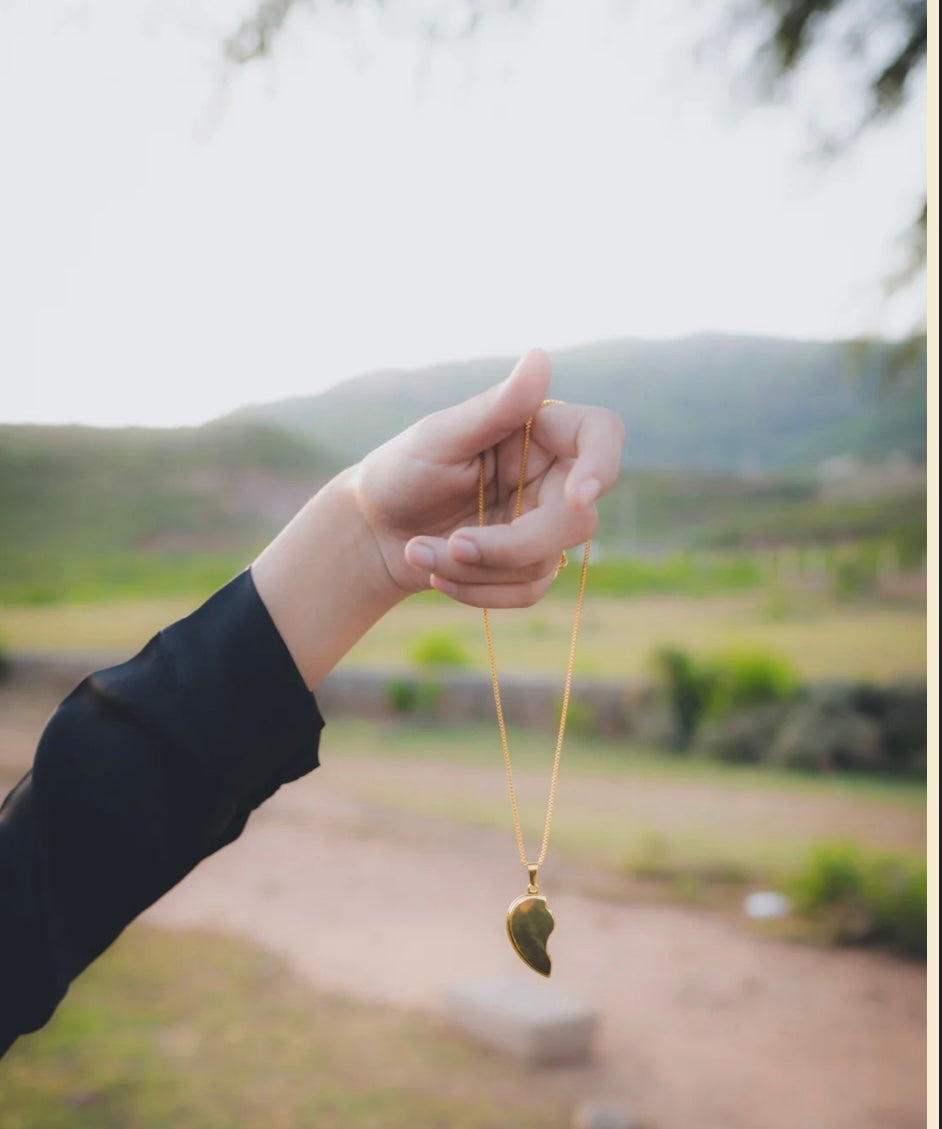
0;420;338;603
0;334;926;605
229;334;926;471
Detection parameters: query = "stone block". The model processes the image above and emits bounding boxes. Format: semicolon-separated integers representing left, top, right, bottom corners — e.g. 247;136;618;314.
444;976;597;1065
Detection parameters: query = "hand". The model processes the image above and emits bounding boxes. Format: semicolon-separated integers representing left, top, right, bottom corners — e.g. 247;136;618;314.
351;349;625;608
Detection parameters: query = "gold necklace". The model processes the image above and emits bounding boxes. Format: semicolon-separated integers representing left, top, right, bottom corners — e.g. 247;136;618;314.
478;400;591;976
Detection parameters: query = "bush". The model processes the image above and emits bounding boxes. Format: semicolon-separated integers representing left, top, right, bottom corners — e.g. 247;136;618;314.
409;631;472;669
769;702;882;772
556;696;599;739
699;701;794;764
653;645;798;749
787;842;926;959
385;677;442;716
851;680;927;775
706;648;799;719
652;646;717;748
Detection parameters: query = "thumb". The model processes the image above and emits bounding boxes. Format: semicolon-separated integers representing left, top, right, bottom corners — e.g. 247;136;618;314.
422;348;552;462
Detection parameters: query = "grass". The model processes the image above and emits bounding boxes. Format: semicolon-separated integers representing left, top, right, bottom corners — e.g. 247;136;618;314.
313;590;927;683
0;927;577;1129
318;720;926;920
0;590;927;682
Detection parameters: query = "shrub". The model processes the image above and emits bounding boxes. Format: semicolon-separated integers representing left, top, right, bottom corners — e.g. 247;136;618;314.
832;556;874;599
769;702;882;772
706;648;799;719
653;645;798;749
787;842;926;959
699;701;794;764
557;696;599;739
409;631;472;670
385;677;442;716
651;646;717;748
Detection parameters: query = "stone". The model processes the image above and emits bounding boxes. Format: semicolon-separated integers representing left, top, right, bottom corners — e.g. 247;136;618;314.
444;976;597;1065
742;890;792;919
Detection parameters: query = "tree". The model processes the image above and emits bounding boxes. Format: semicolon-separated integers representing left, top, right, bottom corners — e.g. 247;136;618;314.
718;0;927;281
223;0;528;65
224;0;928;335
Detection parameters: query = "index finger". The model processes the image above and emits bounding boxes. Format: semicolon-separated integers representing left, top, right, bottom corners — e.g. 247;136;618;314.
533;403;626;509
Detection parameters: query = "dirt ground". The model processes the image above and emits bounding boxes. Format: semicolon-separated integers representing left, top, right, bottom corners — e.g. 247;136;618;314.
0;677;928;1129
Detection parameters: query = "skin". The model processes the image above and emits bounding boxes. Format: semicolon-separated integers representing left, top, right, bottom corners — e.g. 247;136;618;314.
251;348;625;690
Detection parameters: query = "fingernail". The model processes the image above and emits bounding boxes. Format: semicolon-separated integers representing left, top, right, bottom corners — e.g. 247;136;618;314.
450;536;481;563
407;542;435;569
573;477;600;507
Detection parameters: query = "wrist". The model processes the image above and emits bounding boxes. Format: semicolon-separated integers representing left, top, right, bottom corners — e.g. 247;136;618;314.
251;467;408;689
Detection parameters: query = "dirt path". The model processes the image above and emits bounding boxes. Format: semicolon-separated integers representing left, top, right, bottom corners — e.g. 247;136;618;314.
1;679;927;1129
146;763;926;1129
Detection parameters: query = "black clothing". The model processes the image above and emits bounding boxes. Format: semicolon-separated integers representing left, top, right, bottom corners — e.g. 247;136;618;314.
0;571;323;1056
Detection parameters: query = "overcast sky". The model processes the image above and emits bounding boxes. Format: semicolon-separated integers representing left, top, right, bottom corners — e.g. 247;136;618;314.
0;0;927;427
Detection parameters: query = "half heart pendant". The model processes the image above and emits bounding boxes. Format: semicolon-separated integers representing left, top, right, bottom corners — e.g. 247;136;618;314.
506;867;555;977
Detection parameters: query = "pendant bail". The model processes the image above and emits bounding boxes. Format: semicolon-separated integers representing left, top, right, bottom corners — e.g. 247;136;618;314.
527;865;540;894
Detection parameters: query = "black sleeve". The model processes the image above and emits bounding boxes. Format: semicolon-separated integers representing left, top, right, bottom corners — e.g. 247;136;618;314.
0;570;324;1056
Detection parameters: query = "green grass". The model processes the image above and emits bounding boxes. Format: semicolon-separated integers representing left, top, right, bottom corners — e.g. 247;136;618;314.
785;842;927;957
1;589;926;681
342;591;927;682
319;720;926;923
0;927;575;1129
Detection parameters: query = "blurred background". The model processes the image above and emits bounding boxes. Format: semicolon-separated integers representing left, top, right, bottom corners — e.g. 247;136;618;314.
0;2;929;1128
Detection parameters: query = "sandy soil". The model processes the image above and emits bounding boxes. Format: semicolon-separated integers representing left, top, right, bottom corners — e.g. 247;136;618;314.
0;678;927;1129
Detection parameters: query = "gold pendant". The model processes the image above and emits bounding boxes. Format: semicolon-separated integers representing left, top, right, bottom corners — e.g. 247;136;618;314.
506;869;554;976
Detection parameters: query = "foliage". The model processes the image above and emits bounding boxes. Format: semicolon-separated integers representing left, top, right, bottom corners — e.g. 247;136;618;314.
409;631;472;669
557;553;764;598
710;0;927;300
223;0;926;334
227;0;928;143
385;677;442;715
787;841;926;958
652;646;718;748
225;0;528;64
653;644;799;748
706;647;800;718
699;701;795;764
556;696;599;739
734;0;927;125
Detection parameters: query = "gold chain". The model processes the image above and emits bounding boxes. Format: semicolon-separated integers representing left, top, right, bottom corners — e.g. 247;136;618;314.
478;400;591;875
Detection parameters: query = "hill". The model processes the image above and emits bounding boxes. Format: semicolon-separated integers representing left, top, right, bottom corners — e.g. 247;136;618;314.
229;334;927;472
0;335;926;605
0;420;338;603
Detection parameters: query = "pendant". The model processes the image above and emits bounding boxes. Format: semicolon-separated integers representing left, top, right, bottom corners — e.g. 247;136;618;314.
506;868;554;977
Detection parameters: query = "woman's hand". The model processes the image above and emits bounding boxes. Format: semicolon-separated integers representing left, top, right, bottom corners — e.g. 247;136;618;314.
252;348;624;687
351;348;625;608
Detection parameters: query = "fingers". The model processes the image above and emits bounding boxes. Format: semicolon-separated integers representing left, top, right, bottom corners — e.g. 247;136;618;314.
533;403;625;511
429;571;558;609
403;506;594;615
406;498;595;574
414;348;552;463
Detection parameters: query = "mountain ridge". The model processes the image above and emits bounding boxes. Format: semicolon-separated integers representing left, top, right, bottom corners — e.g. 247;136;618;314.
224;332;926;471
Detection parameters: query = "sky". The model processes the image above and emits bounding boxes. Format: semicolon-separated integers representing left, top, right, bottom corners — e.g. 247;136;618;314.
0;0;927;427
